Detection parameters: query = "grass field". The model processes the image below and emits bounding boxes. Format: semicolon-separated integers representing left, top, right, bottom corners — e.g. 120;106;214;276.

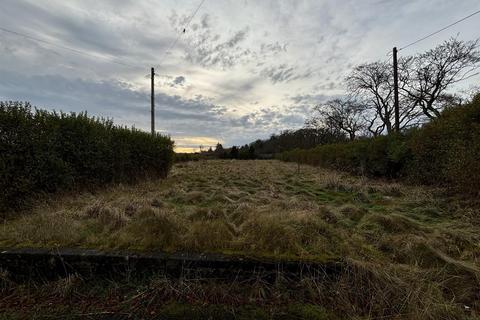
1;160;479;318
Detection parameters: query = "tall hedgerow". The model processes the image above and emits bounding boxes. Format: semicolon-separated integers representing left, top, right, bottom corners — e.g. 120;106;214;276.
408;94;480;192
279;134;410;179
0;101;174;211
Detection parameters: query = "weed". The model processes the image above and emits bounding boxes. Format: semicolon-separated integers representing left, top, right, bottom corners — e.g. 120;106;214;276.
53;274;83;298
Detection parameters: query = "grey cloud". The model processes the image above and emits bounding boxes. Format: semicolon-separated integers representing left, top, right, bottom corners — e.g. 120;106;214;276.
171;76;186;87
0;70;291;145
180;17;289;72
260;42;288;55
201;14;211;29
228;106;306;130
169;12;250;69
224;28;249;48
261;64;295;83
169;11;254;69
313;80;344;91
1;2;127;56
0;1;178;70
290;93;339;105
183;26;252;69
287;92;344;121
260;64;313;84
0;70;223;124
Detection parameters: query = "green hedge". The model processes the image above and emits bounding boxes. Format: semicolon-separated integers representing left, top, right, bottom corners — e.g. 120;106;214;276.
0;101;174;211
408;95;480;191
279;134;410;178
279;95;480;194
174;153;201;162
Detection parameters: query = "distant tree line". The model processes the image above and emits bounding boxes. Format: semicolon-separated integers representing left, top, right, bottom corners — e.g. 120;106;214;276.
248;128;346;157
198;143;256;160
195;127;346;160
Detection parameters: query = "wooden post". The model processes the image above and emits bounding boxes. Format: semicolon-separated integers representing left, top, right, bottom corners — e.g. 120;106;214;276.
151;67;155;136
393;47;400;132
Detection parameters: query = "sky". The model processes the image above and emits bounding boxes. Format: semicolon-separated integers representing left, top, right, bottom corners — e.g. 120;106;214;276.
0;0;479;152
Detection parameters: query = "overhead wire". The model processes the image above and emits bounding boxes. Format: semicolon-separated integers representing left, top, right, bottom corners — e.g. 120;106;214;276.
156;0;207;69
0;0;208;74
456;71;480;83
0;26;144;70
398;9;480;51
0;1;212;102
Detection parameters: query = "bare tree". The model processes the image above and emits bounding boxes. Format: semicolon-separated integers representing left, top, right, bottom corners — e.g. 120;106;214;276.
306;98;366;141
347;60;425;135
346;61;395;135
401;38;480;119
313;38;479;138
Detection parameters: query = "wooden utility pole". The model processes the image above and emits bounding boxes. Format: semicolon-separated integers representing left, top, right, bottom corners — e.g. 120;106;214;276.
393;47;400;132
151;67;155;136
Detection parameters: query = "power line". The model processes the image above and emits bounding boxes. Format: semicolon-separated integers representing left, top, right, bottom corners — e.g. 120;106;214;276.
0;0;209;74
399;9;480;51
150;0;207;135
157;0;207;67
0;26;143;70
457;71;480;83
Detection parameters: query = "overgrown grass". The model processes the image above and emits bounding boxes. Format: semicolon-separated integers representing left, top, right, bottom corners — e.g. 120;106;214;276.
1;160;479;318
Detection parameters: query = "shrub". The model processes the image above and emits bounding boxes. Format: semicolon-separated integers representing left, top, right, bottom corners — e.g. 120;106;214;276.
0;101;174;211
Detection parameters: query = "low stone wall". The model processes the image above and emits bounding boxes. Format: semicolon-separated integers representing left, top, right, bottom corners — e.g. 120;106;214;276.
0;248;342;281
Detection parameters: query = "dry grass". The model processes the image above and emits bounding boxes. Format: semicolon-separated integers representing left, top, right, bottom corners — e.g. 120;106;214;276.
1;160;479;318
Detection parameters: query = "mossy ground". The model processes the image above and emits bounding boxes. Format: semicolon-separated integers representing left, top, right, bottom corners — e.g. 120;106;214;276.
1;160;479;319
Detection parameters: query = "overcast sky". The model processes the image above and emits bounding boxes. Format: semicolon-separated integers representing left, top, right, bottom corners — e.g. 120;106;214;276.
0;0;479;151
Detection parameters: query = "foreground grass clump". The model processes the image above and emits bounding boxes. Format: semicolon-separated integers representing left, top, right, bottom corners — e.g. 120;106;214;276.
1;160;479;318
0;272;340;319
0;101;174;211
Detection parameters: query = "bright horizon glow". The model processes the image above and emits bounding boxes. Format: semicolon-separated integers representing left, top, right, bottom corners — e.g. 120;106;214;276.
173;136;221;153
175;146;201;153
